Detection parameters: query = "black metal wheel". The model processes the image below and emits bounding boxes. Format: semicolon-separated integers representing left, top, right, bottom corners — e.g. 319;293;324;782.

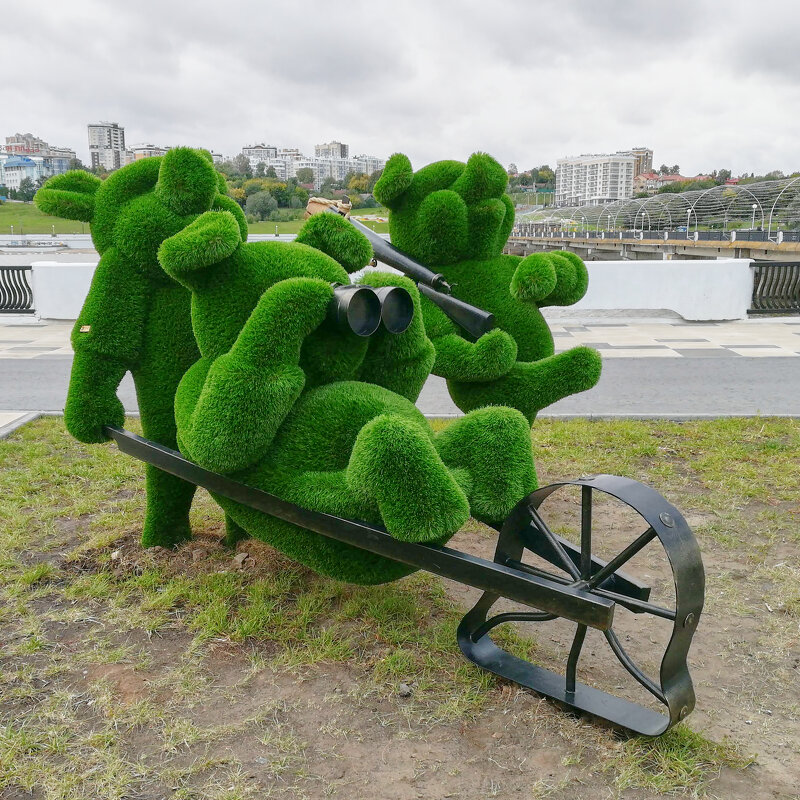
458;474;705;736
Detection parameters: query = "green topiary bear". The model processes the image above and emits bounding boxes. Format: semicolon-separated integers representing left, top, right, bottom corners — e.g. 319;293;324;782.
157;209;537;583
34;148;249;547
372;152;603;423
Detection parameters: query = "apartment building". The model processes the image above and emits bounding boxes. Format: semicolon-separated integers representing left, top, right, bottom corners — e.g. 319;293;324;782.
555;152;636;206
88;121;129;171
315;141;349;159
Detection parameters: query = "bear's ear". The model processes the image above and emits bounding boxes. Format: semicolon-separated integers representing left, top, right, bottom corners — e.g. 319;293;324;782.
34;170;101;222
373;152;413;209
451;152;508;204
155;147;219;216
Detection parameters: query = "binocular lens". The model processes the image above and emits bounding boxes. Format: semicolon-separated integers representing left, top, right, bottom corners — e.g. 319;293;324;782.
328;284;414;336
373;286;414;334
328;285;381;336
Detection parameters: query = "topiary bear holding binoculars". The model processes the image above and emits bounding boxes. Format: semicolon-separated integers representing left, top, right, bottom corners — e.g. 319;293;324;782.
157;208;537;582
371;152;602;423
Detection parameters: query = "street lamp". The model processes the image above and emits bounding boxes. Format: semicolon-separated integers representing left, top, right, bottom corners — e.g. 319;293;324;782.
751;203;757;230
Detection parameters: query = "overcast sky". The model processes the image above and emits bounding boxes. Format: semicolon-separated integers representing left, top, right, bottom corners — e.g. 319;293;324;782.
4;0;798;176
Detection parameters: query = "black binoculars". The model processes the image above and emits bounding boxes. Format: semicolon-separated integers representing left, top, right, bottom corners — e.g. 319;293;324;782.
327;284;414;337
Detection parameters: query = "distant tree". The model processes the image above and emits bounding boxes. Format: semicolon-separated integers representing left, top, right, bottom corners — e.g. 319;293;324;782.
296;167;314;184
537;166;555;185
293;185;310;207
265;166;277;179
507;163;518;175
348;172;370;193
320;176;341;194
254;162;266;177
68;157;87;171
658;164;670;175
17;177;36;202
715;168;731;184
670;164;680;175
765;170;785;180
245;191;277;221
367;169;383;192
232;153;252;177
229;186;246;207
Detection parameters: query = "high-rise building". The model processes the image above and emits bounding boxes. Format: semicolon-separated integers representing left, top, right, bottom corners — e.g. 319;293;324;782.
624;147;653;177
315;141;349;159
555;152;636;206
88;121;127;171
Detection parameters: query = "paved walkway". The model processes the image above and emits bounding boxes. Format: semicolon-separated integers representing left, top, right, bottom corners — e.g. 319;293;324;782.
2;318;799;361
1;316;799;434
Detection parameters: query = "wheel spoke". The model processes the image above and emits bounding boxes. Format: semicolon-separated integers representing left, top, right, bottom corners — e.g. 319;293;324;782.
565;623;587;694
586;526;657;590
604;629;666;703
591;587;676;620
580;486;592;580
528;505;581;580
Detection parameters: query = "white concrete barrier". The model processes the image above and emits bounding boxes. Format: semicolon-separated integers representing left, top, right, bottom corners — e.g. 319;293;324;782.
28;256;754;322
573;258;753;321
31;261;98;319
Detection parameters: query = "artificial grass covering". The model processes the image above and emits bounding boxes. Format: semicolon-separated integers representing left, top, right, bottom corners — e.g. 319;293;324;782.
158;209;536;583
373;152;602;422
35;147;601;584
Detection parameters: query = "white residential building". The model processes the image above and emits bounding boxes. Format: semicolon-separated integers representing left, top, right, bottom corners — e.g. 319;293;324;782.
242;143;278;165
315;141;349;159
353;154;385;175
130;143;169;159
555;152;636;206
88;121;127;171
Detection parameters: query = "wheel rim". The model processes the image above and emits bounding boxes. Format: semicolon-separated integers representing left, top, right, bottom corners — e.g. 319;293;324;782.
457;474;705;735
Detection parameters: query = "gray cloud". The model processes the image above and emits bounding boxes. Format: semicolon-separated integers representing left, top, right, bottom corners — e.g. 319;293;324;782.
2;0;798;176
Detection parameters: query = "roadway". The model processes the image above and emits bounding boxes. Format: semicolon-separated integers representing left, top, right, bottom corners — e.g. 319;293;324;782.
2;354;798;418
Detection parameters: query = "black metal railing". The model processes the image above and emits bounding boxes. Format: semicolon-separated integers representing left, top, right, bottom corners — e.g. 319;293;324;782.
0;267;34;313
509;227;800;243
750;262;800;314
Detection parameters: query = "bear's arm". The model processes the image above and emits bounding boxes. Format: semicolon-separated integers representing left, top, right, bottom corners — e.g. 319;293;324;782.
295;213;372;274
177;277;334;474
421;296;518;382
64;248;148;442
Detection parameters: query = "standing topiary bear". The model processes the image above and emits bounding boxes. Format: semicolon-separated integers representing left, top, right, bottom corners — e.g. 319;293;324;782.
372;152;602;423
156;209;538;583
34;148;248;547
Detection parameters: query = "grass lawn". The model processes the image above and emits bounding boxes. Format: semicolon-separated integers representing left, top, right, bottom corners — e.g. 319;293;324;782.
0;201;91;235
0;202;390;236
2;416;798;798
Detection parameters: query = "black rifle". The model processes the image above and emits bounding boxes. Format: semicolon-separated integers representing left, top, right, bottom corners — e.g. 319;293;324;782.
326;208;495;339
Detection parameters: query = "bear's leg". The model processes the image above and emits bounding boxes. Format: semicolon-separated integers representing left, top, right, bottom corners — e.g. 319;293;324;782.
434;406;537;526
346;413;469;543
448;346;602;424
224;514;249;548
141;465;196;548
135;286;199;548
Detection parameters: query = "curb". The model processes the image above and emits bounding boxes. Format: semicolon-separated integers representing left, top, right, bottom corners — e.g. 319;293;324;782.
0;412;41;439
